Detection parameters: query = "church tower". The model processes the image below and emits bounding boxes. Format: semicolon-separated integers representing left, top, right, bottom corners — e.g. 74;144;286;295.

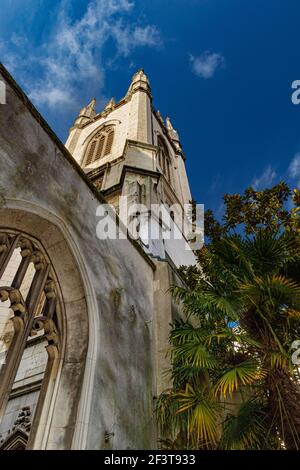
66;70;196;267
0;63;200;449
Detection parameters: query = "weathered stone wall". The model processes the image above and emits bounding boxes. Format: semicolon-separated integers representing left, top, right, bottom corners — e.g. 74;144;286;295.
0;66;157;449
152;113;192;207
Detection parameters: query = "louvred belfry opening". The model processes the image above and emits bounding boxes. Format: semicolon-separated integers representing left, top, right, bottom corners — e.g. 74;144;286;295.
84;126;115;167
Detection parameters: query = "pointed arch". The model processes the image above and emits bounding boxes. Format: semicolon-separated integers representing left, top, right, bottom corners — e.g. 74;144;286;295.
84;125;115;167
157;135;172;185
0;204;96;450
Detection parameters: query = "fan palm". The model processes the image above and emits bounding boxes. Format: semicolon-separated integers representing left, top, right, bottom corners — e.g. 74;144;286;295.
156;230;300;449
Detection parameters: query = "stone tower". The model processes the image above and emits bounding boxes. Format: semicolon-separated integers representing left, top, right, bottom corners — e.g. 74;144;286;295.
66;69;196;267
0;63;197;449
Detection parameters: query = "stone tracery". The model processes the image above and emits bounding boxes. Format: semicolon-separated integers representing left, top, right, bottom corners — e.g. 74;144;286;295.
0;231;61;449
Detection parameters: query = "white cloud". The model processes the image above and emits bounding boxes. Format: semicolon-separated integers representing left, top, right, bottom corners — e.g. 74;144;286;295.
189;51;225;79
132;25;161;47
288;153;300;186
30;86;72;108
251;165;277;190
109;22;161;57
2;0;162;110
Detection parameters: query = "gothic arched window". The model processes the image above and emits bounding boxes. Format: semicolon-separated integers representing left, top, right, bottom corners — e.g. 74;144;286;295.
157;136;172;185
85;126;115;167
0;231;62;450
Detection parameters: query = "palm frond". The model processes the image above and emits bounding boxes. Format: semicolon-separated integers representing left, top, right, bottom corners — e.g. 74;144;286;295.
155;390;182;438
170;284;240;321
267;352;290;371
267;275;300;305
176;384;219;447
243;232;297;276
170;321;209;346
172;341;218;370
238;275;300;309
214;361;266;398
172;364;208;388
283;308;300;319
220;399;275;450
212;236;255;280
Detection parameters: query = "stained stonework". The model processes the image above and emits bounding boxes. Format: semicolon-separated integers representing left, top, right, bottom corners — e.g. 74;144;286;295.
66;69;196;268
0;63;195;450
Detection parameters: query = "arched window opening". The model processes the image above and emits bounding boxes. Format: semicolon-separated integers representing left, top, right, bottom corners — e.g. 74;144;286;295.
85;126;115;167
0;231;62;450
157;136;172;185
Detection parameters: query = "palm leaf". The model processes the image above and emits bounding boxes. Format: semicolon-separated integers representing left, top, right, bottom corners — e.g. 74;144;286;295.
214;361;266;398
171;284;240;320
267;352;290;371
170;322;209;345
267;275;300;305
243;232;297;276
238;275;300;309
155;390;182;438
176;384;219;446
172;341;218;369
172;364;208;388
283;308;300;319
220;399;274;450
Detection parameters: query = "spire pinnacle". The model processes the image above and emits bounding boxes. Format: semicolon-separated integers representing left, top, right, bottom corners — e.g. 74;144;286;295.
104;97;116;111
166;116;182;151
126;68;151;98
156;110;164;126
79;98;96;118
102;97;116;117
73;98;96;128
166;116;180;141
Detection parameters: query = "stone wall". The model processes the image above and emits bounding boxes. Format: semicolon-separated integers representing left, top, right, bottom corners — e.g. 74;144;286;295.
0;65;160;449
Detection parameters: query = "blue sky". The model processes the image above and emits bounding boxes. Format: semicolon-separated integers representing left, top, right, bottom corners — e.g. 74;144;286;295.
1;0;300;215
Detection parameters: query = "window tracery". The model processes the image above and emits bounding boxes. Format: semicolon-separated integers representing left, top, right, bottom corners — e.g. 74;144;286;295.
85;126;115;167
0;231;61;450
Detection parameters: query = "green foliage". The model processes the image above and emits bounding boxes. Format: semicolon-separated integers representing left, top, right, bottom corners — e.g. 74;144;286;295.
176;384;220;447
156;183;300;450
214;361;266;398
204;182;300;239
220;399;276;450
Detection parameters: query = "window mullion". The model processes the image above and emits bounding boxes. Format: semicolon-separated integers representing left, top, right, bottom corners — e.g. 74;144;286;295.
11;239;34;289
0;288;27;417
0;234;21;279
26;257;50;314
92;138;100;164
0;261;50;419
27;340;60;450
103;134;108;158
43;279;57;320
